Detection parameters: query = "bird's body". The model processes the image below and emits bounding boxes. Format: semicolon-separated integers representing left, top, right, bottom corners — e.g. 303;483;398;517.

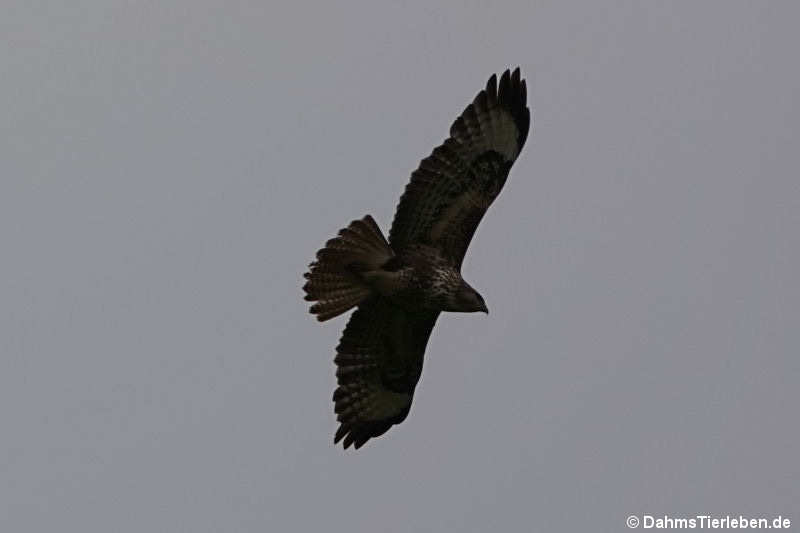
364;244;483;314
303;68;530;449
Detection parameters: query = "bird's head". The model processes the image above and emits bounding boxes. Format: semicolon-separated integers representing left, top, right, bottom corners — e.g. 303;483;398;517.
447;282;488;314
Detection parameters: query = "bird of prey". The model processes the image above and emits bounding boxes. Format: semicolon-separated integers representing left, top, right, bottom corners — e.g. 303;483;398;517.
303;68;530;449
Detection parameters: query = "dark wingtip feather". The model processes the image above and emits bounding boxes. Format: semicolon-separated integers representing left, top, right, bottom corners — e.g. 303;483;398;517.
334;424;347;442
486;73;497;100
498;69;512;100
494;66;530;151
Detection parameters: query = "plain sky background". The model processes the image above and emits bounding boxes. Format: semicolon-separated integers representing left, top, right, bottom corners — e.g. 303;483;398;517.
2;1;798;531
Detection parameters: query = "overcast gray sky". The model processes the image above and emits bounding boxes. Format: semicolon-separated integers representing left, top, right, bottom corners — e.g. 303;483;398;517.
2;1;798;531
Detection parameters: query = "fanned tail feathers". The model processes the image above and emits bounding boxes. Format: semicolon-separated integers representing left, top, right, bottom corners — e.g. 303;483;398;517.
303;215;393;321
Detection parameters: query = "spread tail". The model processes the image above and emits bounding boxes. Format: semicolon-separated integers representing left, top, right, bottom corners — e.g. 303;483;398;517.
303;215;393;321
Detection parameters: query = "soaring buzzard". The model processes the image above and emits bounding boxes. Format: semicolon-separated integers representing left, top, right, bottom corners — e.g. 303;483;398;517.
303;68;530;449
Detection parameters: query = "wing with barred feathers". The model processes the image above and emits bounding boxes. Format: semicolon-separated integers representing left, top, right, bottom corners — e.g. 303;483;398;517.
332;297;439;449
388;68;530;268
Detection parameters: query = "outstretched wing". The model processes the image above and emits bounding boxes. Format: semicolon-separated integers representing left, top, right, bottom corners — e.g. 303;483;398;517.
388;68;530;268
332;297;439;449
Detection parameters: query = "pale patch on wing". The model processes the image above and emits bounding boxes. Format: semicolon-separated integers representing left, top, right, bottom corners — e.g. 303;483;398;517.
360;389;413;421
452;108;520;163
